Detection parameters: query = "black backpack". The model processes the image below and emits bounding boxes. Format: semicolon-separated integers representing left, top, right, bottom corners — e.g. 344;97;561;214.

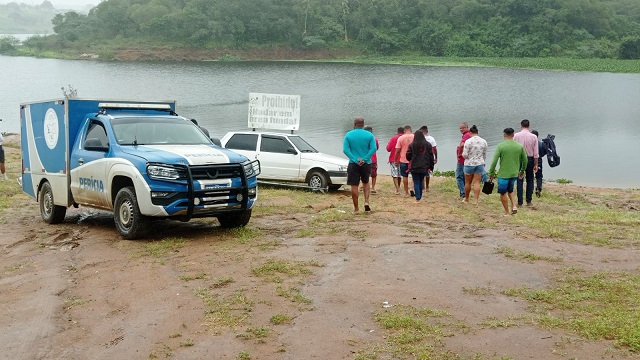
542;134;560;167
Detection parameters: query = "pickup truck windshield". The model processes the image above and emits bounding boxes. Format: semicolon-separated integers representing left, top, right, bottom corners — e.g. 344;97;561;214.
112;117;210;145
289;136;318;153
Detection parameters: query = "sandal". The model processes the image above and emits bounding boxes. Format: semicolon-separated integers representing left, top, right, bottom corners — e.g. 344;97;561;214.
364;204;371;212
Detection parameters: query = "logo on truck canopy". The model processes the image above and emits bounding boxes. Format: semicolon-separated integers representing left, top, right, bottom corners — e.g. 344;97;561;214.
44;108;59;149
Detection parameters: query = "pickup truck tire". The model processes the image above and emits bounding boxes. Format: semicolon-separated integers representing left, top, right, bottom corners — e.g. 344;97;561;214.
217;209;252;228
39;181;67;224
308;171;328;189
114;187;148;239
329;184;342;191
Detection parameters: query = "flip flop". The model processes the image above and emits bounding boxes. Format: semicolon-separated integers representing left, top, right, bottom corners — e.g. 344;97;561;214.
409;190;415;197
364;204;371;212
511;208;518;214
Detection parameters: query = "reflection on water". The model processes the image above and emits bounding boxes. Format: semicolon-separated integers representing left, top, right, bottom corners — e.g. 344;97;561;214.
1;56;638;188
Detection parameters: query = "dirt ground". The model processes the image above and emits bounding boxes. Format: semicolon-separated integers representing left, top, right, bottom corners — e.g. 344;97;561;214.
1;139;639;360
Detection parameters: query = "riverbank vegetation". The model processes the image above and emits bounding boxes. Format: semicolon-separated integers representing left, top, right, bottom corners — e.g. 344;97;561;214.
2;0;640;72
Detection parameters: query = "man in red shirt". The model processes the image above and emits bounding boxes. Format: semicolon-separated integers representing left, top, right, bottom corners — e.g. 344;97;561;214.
456;122;471;199
364;126;380;194
386;127;404;195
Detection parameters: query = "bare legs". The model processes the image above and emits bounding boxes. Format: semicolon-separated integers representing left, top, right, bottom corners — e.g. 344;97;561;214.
472;173;481;204
463;173;473;203
363;181;371;208
500;191;517;216
392;177;401;194
351;182;371;214
463;173;482;204
351;185;360;213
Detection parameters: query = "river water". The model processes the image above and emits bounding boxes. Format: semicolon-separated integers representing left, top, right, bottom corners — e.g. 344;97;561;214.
1;55;639;188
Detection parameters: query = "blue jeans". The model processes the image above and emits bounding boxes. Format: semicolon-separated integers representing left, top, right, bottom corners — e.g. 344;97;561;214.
535;161;543;191
456;163;465;198
411;172;426;201
517;156;535;205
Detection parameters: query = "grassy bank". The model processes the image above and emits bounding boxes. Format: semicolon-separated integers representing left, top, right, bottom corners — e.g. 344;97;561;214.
6;44;640;73
342;56;640;73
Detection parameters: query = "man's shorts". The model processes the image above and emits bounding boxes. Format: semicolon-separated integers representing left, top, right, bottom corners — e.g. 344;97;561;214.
399;162;410;178
0;145;4;163
464;164;485;175
497;177;517;194
347;162;371;186
370;161;378;178
389;162;400;178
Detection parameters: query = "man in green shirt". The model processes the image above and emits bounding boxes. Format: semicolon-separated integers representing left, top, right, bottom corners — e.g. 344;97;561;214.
488;128;528;216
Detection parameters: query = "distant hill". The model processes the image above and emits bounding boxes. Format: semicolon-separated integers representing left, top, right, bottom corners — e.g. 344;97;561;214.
0;1;74;34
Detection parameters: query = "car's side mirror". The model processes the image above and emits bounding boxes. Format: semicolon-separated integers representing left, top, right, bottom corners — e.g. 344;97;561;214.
84;138;109;152
287;147;298;155
210;137;222;146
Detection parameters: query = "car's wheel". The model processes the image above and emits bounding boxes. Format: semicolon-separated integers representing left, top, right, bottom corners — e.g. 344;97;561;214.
308;171;328;189
329;184;342;191
217;209;252;228
114;186;148;240
39;181;67;224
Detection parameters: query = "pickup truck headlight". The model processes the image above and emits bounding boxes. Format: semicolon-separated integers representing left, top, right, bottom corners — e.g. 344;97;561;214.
243;160;261;178
147;165;181;180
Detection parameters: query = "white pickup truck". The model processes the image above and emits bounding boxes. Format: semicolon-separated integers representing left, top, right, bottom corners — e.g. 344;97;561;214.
220;131;348;191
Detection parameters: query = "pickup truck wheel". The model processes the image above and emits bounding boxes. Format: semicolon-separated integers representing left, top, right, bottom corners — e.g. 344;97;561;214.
114;187;148;240
217;209;252;228
308;171;328;189
39;181;67;224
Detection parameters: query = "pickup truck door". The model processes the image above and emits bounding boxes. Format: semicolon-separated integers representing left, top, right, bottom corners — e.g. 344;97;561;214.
256;135;301;180
69;120;110;209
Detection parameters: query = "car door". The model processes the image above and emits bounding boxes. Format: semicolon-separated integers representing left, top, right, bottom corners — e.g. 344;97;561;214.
257;135;301;180
69;120;110;208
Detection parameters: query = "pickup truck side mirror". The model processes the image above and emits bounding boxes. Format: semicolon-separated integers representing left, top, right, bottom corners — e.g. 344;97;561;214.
84;138;109;152
210;137;222;147
287;147;298;155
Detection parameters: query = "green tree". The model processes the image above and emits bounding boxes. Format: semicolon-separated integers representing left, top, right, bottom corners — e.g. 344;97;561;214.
619;37;640;59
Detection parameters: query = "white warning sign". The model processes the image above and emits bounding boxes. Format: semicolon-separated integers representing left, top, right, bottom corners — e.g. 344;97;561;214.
248;93;300;131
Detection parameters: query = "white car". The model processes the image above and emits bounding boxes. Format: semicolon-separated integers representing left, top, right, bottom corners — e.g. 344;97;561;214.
220;131;348;190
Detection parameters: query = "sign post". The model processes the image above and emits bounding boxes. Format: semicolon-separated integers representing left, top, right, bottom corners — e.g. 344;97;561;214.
248;93;300;132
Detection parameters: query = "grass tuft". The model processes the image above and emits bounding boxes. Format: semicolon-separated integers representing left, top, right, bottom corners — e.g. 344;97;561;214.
502;271;640;351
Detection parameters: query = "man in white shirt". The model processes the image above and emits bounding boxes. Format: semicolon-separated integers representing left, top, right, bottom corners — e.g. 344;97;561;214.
419;126;438;191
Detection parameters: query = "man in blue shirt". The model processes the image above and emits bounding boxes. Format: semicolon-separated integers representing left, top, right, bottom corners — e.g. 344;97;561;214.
343;116;377;213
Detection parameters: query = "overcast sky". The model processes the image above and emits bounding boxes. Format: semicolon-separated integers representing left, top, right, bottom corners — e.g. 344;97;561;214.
0;0;98;11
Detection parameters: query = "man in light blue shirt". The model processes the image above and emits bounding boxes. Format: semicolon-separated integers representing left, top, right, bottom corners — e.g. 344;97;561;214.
343;116;377;213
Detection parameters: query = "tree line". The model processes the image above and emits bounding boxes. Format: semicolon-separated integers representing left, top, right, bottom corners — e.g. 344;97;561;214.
10;0;640;59
0;1;56;34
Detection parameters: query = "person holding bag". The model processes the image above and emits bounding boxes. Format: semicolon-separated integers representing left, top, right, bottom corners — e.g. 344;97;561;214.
405;130;434;204
462;125;488;204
